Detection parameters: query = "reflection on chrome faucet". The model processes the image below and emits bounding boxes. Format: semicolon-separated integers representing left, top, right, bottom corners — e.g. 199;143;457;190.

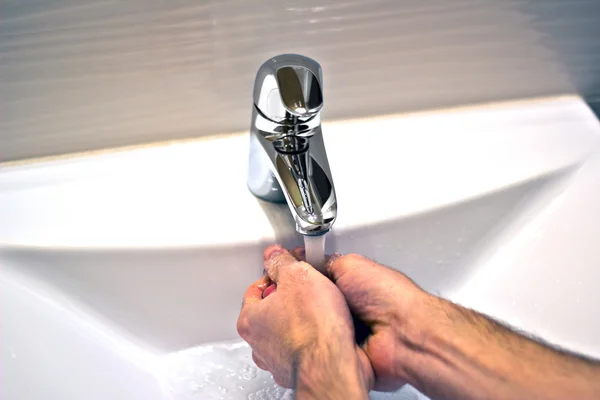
247;54;337;236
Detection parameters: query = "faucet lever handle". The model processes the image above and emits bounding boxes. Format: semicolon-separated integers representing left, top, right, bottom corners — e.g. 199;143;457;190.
254;54;323;122
276;66;323;118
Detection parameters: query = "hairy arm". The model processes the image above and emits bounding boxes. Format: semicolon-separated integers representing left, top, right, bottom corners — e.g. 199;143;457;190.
396;296;600;400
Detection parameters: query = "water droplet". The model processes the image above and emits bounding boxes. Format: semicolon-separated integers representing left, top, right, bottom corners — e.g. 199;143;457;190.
161;340;292;398
188;382;201;392
240;364;257;380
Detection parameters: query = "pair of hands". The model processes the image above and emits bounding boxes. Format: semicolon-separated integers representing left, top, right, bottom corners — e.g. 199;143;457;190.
237;244;428;392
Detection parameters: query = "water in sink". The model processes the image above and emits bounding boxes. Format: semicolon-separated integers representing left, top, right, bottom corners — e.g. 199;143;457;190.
162;341;291;399
161;341;427;399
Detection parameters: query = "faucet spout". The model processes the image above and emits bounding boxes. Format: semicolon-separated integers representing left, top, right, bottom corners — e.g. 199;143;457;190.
247;54;337;236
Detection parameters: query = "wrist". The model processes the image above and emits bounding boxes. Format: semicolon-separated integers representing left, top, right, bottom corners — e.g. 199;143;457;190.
389;292;444;385
295;340;369;399
390;294;508;395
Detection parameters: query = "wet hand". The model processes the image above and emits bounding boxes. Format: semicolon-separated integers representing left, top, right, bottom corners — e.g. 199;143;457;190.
325;253;430;392
237;245;374;390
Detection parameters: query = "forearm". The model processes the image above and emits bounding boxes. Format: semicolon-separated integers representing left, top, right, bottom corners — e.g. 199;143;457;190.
294;341;369;400
396;296;600;400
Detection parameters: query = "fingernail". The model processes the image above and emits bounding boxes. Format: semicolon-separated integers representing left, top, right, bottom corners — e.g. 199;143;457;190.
326;252;342;268
264;245;286;261
262;283;277;299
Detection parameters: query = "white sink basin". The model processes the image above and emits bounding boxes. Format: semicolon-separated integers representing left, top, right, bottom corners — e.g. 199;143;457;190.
1;96;600;399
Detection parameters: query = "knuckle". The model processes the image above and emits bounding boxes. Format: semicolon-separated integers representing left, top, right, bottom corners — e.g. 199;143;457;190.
266;257;301;280
340;253;372;270
328;254;370;279
289;261;312;278
292;260;308;270
275;255;297;268
236;315;250;339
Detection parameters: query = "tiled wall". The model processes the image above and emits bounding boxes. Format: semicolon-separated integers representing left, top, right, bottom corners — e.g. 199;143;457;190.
2;0;599;162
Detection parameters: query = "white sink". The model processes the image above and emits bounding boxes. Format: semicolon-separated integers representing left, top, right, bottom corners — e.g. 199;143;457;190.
1;96;600;399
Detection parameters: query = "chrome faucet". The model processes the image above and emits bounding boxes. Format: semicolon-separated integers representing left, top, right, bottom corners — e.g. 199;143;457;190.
248;54;337;236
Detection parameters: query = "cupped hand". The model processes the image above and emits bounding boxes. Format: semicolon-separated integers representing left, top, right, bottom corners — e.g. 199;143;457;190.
237;245;374;390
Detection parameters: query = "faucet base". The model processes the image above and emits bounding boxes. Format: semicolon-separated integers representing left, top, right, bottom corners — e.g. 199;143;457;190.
247;183;287;204
247;134;286;203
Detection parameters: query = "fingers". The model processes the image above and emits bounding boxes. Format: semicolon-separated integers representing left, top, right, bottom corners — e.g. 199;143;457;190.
263;245;301;283
291;246;306;261
326;253;373;283
242;275;271;308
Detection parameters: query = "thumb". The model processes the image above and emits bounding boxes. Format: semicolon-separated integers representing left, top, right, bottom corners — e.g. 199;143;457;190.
325;252;343;282
264;245;301;284
326;253;373;283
